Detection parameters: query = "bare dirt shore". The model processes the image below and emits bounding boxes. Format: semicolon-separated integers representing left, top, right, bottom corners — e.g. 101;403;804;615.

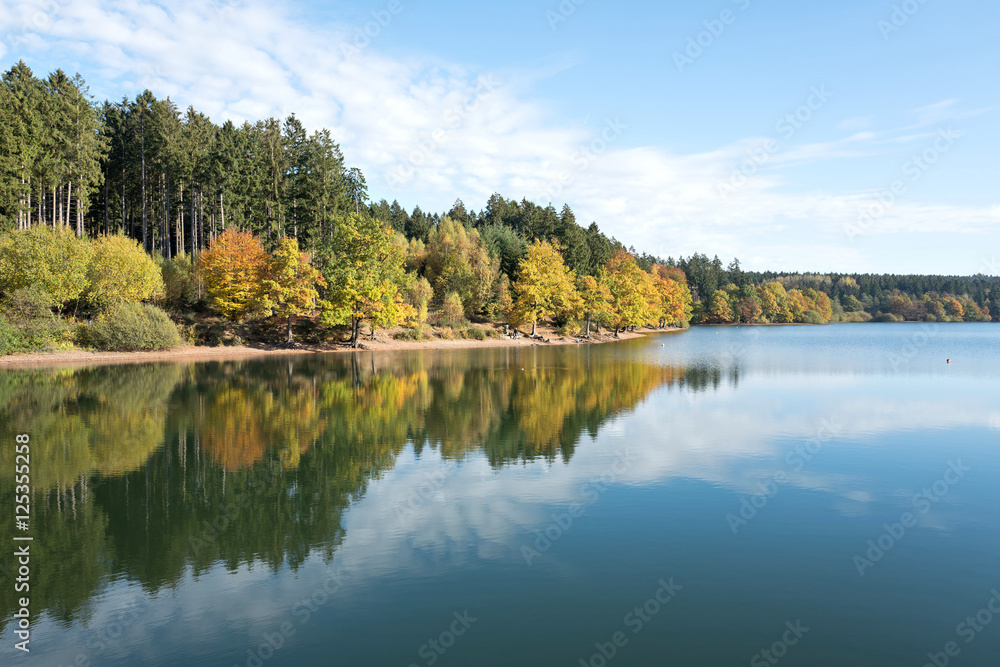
0;327;681;368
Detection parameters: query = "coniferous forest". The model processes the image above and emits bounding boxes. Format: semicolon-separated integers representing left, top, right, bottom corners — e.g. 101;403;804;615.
1;62;997;355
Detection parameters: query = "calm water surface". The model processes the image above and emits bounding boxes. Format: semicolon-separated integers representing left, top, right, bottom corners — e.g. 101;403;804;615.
2;323;999;666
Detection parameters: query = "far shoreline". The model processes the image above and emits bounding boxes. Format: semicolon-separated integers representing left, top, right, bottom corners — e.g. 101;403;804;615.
0;327;682;368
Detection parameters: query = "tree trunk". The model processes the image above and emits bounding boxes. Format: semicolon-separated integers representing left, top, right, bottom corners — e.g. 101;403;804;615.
286;315;294;344
531;318;536;337
177;183;184;256
190;185;197;255
103;179;109;235
350;316;361;347
66;181;72;231
199;190;205;246
163;174;170;259
141;115;148;252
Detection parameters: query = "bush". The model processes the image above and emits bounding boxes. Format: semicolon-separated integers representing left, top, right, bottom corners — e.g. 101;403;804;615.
0;314;24;355
558;318;582;336
84;303;182;351
844;310;873;323
801;309;826;324
463;326;487;341
1;286;64;351
394;325;429;342
161;255;199;309
873;312;904;323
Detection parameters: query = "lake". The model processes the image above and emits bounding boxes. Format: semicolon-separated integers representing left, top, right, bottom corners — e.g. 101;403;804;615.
2;323;999;666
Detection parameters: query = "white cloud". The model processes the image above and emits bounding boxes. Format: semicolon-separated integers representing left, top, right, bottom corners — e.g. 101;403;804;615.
9;0;999;273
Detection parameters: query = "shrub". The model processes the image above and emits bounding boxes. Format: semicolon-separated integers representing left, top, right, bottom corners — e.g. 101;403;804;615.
0;314;24;355
394;325;429;342
463;326;487;341
801;309;825;324
873;312;903;323
557;318;582;336
1;286;63;350
84;303;182;351
161;255;199;309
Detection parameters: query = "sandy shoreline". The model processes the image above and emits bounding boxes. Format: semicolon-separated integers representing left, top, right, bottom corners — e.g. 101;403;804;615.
0;328;678;368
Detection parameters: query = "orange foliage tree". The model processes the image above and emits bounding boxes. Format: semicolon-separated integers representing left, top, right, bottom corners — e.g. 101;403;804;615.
198;229;270;321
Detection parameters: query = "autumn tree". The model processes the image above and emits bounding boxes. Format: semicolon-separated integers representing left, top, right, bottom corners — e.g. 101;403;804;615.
423;217;500;318
316;214;406;347
258;237;325;343
650;264;693;327
406;275;433;324
577;274;612;337
707;290;734;324
511;240;582;336
733;284;763;324
0;226;92;307
602;250;655;335
197;229;270;321
85;234;164;310
803;288;832;322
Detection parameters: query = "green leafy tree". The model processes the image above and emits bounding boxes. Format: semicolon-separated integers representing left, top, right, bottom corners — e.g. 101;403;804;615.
316;214;406;347
258;237;325;343
734;284;763;324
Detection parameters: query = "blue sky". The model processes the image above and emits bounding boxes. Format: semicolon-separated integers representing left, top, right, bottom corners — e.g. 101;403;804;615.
2;0;998;274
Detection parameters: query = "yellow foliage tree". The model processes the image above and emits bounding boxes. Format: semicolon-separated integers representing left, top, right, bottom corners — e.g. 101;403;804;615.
650;264;693;327
0;226;93;307
258;237;325;343
707;290;734;323
85;234;164;311
577;274;612;337
602;250;656;334
759;282;793;323
512;240;582;336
